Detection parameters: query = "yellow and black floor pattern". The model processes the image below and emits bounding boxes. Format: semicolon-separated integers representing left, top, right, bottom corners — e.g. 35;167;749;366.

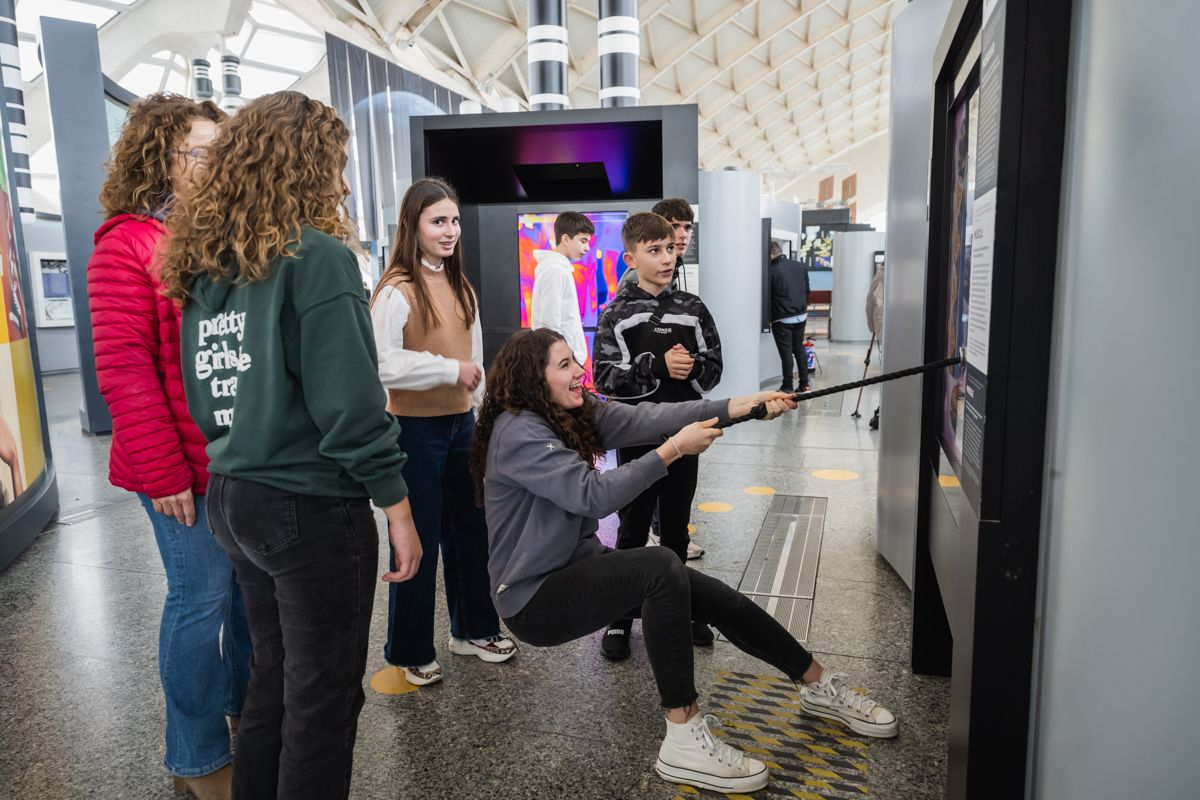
675;671;872;800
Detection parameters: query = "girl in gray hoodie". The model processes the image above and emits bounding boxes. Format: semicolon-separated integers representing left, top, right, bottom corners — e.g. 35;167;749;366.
470;328;898;795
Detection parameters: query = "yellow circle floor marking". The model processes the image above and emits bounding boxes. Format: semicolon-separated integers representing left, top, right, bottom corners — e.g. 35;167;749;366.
369;666;421;696
811;469;860;481
697;501;734;513
743;486;777;496
687;523;697;535
939;474;961;488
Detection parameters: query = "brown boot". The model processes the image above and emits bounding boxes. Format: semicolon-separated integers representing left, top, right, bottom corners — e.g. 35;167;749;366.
172;765;232;800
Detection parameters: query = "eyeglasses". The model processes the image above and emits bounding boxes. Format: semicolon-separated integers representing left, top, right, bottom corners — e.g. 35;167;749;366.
174;147;208;162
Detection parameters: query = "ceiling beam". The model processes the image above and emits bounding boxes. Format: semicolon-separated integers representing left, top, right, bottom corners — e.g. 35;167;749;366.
705;49;890;158
680;0;888;105
642;0;765;89
698;24;889;137
771;125;890;196
405;0;453;41
753;89;889;169
701;80;887;168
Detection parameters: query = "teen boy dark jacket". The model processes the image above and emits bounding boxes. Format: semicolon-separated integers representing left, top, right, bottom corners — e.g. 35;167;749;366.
592;285;722;403
770;255;810;322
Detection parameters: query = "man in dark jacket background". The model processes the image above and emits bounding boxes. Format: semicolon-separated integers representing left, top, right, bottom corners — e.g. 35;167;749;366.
769;241;811;392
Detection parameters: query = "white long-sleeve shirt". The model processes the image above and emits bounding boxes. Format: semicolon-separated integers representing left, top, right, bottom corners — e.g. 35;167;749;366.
529;249;588;366
370;283;485;411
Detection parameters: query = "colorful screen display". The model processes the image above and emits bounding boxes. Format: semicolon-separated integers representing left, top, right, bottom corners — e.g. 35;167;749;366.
0;144;46;508
518;211;629;332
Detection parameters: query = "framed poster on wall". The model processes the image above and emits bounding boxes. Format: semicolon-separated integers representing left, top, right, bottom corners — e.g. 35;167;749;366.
0;140;47;509
28;252;72;328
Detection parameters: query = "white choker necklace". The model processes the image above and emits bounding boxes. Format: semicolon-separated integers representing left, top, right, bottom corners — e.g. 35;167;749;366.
420;257;445;272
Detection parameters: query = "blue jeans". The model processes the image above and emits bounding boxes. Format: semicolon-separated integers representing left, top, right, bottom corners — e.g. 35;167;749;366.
138;493;252;777
385;412;500;667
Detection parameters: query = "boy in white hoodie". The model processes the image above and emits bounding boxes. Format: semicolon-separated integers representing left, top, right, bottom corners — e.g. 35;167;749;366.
531;212;594;366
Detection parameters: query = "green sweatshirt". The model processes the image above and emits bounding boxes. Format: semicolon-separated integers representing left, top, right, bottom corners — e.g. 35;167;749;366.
181;227;408;507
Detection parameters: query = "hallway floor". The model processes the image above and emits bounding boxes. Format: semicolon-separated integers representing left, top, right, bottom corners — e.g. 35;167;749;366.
0;340;949;799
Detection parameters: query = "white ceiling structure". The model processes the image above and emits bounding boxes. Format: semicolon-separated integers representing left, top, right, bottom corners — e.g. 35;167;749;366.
17;0;903;205
319;0;905;197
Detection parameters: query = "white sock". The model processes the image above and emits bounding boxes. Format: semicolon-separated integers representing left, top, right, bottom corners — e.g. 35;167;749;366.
664;713;699;740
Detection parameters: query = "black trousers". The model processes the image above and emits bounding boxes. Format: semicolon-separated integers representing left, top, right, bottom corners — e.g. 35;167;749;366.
771;320;809;391
207;475;377;800
615;445;698;563
506;547;814;708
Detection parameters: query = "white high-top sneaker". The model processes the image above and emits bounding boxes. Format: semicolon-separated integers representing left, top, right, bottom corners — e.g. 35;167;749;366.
655;713;769;793
800;671;898;738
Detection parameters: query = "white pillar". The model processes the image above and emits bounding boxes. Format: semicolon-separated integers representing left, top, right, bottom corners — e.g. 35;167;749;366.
699;168;763;396
831;230;885;342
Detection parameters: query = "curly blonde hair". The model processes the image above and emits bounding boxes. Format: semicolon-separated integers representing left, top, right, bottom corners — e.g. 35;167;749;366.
160;91;357;304
99;93;224;218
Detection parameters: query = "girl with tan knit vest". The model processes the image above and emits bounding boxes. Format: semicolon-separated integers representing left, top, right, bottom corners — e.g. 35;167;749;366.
369;177;518;688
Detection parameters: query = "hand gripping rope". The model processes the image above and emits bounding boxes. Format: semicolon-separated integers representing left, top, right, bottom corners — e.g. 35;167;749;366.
716;356;963;429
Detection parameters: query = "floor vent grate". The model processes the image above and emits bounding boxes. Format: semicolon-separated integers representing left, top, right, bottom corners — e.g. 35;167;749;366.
726;495;826;643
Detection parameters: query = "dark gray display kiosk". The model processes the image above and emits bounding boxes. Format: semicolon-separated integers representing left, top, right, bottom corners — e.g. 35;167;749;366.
39;17;135;435
909;0;1073;797
409;105;698;364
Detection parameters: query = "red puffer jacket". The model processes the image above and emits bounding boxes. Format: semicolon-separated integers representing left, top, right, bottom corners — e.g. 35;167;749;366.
88;214;209;497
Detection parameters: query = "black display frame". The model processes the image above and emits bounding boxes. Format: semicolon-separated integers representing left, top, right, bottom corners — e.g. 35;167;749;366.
911;1;1075;798
412;106;699;365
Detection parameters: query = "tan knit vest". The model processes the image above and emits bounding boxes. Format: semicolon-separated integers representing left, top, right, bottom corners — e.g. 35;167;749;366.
382;271;472;417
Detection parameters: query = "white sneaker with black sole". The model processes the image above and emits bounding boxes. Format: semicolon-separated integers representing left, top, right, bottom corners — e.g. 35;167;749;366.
800;671;898;738
400;660;442;687
647;530;705;560
447;634;518;663
655;713;769;793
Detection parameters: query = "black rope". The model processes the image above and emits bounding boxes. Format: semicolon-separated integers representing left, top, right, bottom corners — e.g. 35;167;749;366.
716;356;963;428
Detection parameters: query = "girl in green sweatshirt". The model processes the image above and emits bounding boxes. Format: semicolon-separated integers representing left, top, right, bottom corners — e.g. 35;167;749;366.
161;91;420;800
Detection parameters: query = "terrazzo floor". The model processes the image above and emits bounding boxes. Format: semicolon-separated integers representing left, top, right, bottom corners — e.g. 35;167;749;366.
0;339;949;799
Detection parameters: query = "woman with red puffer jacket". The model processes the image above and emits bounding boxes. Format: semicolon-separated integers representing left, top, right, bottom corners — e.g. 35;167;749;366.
86;93;249;800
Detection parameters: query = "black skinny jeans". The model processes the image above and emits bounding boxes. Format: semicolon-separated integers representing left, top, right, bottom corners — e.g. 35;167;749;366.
615;446;699;562
505;547;814;709
771;320;809;391
207;475;377;800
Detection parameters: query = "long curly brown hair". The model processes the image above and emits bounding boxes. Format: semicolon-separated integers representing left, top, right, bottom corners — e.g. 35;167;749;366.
99;93;224;218
160;91;357;304
371;177;477;331
470;328;606;504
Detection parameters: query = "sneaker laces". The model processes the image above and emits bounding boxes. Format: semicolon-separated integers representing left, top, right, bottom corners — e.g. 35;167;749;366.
692;715;746;770
823;672;878;717
470;634;514;649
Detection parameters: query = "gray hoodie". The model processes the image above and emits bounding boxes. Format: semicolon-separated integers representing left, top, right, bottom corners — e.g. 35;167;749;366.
484;396;729;618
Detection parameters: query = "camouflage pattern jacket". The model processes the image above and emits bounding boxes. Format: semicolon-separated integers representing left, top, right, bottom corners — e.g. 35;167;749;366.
593;284;722;404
